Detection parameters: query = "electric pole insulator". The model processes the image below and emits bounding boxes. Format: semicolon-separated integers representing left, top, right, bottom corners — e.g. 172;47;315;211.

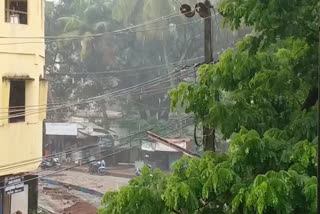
195;2;210;18
180;4;195;18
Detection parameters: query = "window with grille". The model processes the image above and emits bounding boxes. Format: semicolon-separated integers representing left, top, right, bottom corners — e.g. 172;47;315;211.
5;0;28;25
9;81;25;123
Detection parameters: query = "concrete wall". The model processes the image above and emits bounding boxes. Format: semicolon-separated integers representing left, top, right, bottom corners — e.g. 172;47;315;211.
102;147;140;166
0;0;46;176
0;0;45;56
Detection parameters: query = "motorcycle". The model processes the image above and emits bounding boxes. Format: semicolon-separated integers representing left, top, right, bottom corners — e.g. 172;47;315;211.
41;157;61;170
88;160;107;175
136;168;142;176
135;164;152;176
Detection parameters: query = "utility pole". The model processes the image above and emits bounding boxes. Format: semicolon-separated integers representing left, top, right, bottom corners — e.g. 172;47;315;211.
203;0;213;64
202;0;215;151
180;0;215;151
317;8;320;214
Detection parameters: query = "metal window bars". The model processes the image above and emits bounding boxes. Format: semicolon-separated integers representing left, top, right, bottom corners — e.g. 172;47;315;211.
5;0;28;25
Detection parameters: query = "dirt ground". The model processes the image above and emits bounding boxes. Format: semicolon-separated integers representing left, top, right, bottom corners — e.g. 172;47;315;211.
38;184;82;213
38;171;130;213
62;202;97;214
40;170;130;193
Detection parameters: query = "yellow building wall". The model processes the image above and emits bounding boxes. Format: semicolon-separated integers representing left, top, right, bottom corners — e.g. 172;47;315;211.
0;0;46;176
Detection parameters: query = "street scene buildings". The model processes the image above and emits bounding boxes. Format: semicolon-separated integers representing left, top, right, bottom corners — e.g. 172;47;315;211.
0;0;318;213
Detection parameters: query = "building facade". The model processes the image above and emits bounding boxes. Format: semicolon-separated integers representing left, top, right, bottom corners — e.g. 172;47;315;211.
0;0;47;213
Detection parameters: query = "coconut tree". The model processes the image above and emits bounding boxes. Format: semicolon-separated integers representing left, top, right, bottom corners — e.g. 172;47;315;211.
57;0;117;66
111;0;204;124
46;0;119;129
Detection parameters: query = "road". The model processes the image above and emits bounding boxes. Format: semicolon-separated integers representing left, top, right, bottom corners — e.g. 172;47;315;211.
40;170;130;193
38;170;130;213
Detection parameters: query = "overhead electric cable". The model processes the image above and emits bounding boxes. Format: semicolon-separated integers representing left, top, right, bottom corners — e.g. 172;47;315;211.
0;56;201;111
0;11;182;40
0;10;205;45
0;121;195;189
0;119;194;185
0;70;195;120
0;146;140;190
47;56;203;76
0;14;207;46
0;116;193;171
0;67;197;119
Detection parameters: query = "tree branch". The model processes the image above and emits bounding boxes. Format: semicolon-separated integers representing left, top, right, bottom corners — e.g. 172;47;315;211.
172;209;182;214
197;198;215;211
301;87;318;110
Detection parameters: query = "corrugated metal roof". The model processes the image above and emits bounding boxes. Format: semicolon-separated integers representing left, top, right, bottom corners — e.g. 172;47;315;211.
74;110;123;119
79;122;105;131
78;130;109;138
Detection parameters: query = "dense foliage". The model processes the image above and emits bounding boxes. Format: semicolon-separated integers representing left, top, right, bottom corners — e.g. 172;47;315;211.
45;0;203;124
99;0;319;213
99;129;317;213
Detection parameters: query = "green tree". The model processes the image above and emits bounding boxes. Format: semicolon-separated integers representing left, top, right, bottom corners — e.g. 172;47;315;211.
45;0;119;128
45;0;203;127
45;0;243;129
100;129;317;213
99;0;319;213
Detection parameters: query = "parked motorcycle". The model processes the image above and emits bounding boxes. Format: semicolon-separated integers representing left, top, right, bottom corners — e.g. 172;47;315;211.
135;164;152;176
88;160;107;175
136;168;142;176
40;157;61;170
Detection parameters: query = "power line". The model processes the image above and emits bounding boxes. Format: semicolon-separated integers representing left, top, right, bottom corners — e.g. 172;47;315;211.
0;72;192;114
0;14;206;46
0;67;197;119
0;18;198;45
0;81;193;121
47;56;203;76
0;67;198;179
0;86;175;117
0;120;195;187
7;63;196;111
0;116;193;172
0;87;172;115
0;129;145;172
0;11;182;40
3;72;195;122
0;57;201;111
0;118;194;185
0;146;139;190
0;69;195;120
173;0;183;6
10;122;194;190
